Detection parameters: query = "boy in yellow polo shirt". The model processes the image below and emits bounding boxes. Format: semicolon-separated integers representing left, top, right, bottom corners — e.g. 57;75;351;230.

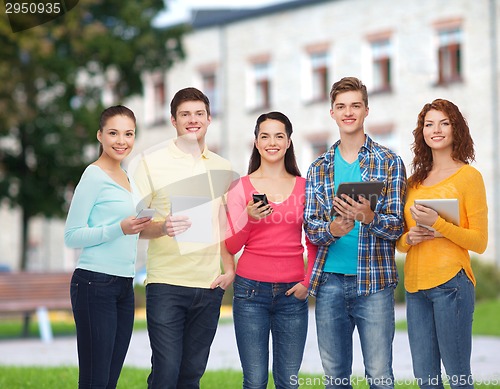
133;87;235;389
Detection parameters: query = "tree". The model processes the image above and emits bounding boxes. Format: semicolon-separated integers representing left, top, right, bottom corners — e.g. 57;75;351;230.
0;0;187;269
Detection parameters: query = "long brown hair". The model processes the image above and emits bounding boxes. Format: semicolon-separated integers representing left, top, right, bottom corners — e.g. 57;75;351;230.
409;99;474;186
247;111;301;176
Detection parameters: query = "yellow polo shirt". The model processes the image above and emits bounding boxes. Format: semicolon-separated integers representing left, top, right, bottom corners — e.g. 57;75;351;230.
133;139;234;288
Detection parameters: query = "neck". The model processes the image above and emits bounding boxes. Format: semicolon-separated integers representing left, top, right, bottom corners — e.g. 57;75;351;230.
175;137;204;158
95;154;122;171
338;133;365;162
253;161;289;178
431;150;459;170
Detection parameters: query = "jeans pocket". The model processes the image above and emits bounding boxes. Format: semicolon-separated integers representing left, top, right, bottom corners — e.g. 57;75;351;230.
233;282;256;300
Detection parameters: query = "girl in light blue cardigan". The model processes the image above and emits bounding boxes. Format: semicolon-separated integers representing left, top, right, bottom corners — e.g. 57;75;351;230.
64;105;151;389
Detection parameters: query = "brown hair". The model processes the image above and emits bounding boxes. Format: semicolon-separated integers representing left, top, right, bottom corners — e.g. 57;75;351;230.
170;87;210;119
98;105;136;156
329;77;368;108
248;111;301;176
409;98;475;186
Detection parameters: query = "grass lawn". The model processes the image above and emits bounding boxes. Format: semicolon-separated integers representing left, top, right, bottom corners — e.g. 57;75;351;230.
0;300;498;388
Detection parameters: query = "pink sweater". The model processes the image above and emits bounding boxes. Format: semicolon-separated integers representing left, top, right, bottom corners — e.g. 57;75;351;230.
225;176;316;286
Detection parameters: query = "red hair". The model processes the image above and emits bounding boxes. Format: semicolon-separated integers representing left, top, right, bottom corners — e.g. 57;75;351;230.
409;99;475;186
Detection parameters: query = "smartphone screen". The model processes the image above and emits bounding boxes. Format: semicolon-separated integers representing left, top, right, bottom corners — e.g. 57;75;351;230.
252;194;269;208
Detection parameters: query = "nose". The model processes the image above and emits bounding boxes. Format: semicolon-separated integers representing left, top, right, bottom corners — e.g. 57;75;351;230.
116;134;126;144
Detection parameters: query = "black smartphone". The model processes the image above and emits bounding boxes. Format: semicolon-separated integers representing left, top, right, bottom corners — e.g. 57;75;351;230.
252;193;269;208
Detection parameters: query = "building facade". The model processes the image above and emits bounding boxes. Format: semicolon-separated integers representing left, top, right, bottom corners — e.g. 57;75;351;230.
2;0;498;271
138;0;499;261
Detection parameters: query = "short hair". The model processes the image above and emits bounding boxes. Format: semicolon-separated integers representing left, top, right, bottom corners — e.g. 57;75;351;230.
329;77;368;108
170;87;211;118
409;98;475;186
247;111;301;177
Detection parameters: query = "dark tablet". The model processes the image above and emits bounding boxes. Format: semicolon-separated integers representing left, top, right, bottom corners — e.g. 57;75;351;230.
331;181;384;217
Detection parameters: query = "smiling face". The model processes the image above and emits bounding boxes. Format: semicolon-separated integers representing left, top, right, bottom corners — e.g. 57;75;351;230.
423;109;453;153
97;115;135;162
171;100;211;147
330;90;369;136
254;119;290;163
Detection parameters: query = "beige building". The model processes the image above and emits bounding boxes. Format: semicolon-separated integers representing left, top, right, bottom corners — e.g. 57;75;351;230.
135;0;499;262
2;0;498;270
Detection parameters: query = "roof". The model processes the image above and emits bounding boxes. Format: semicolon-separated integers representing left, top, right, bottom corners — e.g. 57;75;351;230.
190;0;335;29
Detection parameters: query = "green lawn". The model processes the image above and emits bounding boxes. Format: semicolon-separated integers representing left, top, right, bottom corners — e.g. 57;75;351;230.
0;299;498;388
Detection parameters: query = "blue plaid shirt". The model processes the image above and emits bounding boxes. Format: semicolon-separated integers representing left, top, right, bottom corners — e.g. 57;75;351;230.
304;135;407;296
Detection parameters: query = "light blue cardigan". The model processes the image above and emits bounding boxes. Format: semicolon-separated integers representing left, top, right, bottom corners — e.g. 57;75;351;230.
64;165;139;277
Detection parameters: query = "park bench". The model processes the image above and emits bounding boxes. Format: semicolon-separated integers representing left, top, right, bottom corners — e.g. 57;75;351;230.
0;271;73;343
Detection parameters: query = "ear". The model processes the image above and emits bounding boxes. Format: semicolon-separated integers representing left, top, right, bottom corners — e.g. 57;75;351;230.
96;130;102;143
170;115;176;127
287;138;291;149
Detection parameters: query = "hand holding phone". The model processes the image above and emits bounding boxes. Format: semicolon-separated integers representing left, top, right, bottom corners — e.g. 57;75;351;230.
135;208;155;219
252;194;269;208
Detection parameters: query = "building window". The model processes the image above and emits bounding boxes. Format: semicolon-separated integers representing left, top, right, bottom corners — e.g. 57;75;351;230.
253;62;271;110
152;78;166;125
310;51;329;102
367;123;397;152
371;39;392;93
437;27;462;85
201;71;219;117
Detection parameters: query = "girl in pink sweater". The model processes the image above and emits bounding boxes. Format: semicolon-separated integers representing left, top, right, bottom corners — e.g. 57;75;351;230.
225;111;316;389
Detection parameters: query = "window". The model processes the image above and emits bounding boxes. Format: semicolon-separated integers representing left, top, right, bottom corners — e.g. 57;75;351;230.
253;62;271;110
152;78;166;125
201;71;219;117
437;27;462;85
310;51;329;101
371;39;392;93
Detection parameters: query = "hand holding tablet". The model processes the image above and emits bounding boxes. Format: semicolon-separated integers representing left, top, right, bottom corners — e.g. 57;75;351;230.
331;181;384;217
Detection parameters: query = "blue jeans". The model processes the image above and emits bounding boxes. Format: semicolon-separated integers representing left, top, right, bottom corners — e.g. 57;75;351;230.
70;268;135;389
232;275;309;389
315;273;395;389
145;283;224;389
406;269;475;389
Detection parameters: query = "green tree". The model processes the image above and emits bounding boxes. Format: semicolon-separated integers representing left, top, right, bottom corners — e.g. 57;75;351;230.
0;1;186;269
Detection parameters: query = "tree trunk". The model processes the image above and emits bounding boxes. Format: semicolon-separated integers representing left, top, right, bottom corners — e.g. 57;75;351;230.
20;209;29;271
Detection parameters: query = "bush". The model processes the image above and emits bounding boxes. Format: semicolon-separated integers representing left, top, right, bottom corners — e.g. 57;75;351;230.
471;257;500;301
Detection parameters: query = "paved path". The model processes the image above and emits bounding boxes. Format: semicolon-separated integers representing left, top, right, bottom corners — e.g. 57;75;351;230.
1;307;499;383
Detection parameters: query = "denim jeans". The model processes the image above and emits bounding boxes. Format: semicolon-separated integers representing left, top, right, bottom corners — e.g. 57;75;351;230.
315;273;395;389
70;268;135;389
406;269;475;389
145;283;224;389
232;275;309;389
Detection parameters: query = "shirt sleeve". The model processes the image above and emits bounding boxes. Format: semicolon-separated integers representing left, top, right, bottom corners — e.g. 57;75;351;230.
304;164;340;246
433;169;488;253
64;168;124;249
300;235;318;288
225;178;253;254
365;155;407;241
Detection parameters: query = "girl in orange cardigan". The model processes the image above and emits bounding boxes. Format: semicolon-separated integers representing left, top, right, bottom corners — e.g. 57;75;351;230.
397;99;488;389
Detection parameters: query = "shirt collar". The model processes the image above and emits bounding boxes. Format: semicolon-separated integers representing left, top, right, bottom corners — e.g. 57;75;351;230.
168;138;210;159
324;134;374;163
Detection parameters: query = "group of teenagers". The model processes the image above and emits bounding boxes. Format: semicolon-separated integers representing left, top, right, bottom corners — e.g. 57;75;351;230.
64;76;488;389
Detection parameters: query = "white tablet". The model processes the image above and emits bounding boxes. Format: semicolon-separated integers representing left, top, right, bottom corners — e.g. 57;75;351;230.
414;198;459;237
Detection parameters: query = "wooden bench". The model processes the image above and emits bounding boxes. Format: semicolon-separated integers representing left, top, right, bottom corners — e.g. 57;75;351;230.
0;272;73;342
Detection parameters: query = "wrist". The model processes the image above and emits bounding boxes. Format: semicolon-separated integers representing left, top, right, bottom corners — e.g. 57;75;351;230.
406;234;413;245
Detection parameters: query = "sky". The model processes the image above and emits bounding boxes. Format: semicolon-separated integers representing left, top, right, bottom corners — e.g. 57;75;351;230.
154;0;289;26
